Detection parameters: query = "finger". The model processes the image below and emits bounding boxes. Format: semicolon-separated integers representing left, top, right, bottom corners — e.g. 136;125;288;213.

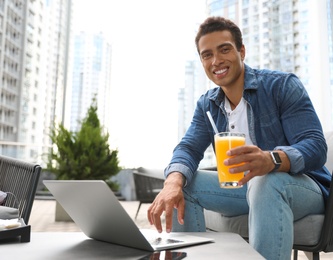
238;171;254;186
228;145;257;156
228;164;248;174
164;203;174;233
152;205;164;233
225;155;249;168
147;204;154;225
147;201;159;225
148;201;164;233
176;199;185;225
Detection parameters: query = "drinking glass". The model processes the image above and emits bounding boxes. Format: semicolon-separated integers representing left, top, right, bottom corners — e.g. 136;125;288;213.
214;132;245;188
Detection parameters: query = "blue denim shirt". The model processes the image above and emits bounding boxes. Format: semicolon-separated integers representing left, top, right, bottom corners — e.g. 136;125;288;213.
165;64;331;199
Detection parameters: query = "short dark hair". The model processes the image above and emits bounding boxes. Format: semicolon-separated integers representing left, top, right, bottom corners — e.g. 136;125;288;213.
195;16;243;53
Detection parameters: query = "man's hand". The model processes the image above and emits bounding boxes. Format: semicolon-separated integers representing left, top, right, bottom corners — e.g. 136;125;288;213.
224;145;290;185
147;172;185;233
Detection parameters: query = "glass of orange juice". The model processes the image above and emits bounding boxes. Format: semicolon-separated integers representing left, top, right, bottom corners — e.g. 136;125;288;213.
214;132;245;188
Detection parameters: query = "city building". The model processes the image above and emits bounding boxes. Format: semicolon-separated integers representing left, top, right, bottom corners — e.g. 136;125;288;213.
0;0;72;163
70;31;112;133
181;60;216;167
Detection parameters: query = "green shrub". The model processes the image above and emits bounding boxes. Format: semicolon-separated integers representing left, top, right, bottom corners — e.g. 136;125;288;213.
44;99;121;190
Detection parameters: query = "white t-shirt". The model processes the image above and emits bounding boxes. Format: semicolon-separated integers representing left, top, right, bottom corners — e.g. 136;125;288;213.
224;96;253;145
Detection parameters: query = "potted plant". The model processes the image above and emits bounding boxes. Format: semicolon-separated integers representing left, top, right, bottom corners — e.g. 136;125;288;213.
44;98;121;220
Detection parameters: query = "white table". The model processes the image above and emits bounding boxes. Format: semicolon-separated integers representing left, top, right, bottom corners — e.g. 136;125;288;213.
1;232;264;259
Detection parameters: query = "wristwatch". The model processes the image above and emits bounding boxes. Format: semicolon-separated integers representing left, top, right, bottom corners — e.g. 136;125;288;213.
270;151;282;172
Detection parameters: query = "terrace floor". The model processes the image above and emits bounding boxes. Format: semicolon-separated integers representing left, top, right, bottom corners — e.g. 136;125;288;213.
29;199;333;260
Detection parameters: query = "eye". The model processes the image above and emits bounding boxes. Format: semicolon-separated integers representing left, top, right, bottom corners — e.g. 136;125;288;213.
201;52;212;60
221;47;230;54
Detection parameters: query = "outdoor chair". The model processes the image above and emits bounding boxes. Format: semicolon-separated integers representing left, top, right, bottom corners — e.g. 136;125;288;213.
133;169;164;219
0;155;41;242
293;181;333;260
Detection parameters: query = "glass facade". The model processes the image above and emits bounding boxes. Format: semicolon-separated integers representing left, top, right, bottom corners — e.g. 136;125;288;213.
70;32;112;133
0;0;72;162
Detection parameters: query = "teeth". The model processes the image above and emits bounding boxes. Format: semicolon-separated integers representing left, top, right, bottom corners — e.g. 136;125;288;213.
215;68;227;74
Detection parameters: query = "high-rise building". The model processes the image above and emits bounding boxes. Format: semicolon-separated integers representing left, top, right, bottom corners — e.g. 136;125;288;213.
0;0;72;163
181;60;216;167
70;31;112;132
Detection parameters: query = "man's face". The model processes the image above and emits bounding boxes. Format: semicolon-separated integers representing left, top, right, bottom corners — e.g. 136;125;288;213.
198;30;245;89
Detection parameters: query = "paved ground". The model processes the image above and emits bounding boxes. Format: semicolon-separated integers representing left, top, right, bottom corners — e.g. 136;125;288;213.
29;199;154;232
29;199;333;260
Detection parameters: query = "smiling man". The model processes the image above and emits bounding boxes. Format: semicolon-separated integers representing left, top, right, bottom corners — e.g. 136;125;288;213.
147;17;331;260
199;31;245;106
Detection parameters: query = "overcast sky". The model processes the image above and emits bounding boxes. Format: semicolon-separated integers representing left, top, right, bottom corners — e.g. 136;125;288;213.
72;0;206;169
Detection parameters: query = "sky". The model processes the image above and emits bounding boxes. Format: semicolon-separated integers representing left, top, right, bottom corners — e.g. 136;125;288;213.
72;0;206;169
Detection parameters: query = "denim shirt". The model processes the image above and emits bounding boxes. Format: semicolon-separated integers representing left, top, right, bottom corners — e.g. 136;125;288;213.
165;64;331;199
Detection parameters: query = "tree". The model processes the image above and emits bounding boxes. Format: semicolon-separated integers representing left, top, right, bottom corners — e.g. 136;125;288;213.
45;99;121;190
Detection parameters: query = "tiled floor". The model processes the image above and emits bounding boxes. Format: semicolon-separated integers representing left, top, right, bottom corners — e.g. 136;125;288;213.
29;199;154;232
29;199;333;260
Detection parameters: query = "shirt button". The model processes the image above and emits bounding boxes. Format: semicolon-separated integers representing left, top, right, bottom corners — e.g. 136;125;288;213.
231;125;235;129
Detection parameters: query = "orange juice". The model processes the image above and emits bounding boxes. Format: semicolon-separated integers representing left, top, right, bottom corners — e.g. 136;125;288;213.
214;132;245;188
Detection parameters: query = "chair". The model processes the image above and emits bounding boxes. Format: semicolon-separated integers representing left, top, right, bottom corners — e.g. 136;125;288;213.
292;130;333;259
0;155;41;242
293;182;333;260
133;169;164;219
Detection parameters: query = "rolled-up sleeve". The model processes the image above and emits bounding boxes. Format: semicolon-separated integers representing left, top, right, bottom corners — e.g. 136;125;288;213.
274;146;304;174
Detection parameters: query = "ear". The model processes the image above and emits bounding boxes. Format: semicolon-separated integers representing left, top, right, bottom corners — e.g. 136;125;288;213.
240;45;246;61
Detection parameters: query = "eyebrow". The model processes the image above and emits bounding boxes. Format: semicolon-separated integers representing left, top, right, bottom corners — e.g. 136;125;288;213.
217;42;233;49
200;42;234;56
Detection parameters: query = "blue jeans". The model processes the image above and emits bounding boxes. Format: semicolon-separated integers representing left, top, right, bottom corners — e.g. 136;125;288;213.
172;170;325;260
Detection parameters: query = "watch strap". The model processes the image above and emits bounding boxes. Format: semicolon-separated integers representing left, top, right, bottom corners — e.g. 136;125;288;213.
269;151;281;173
270;162;280;172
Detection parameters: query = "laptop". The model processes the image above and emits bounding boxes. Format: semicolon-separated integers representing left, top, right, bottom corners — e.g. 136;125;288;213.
43;180;214;251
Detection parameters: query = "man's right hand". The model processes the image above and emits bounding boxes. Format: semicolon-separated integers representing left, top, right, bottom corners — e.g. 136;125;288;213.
147;172;185;233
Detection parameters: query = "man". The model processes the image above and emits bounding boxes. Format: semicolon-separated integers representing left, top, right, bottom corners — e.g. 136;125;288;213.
147;17;331;259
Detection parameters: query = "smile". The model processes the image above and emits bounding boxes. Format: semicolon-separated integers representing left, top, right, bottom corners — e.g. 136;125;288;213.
214;68;228;75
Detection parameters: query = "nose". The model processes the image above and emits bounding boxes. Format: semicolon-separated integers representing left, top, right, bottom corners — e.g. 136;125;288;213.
212;53;224;66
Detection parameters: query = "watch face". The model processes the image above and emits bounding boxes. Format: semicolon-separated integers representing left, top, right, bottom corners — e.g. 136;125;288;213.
272;152;282;164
